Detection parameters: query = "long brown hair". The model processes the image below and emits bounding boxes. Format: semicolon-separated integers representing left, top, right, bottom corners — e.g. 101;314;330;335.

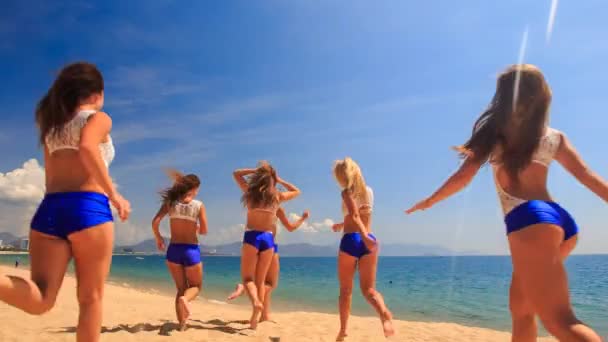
160;169;201;208
455;64;552;179
241;161;279;209
35;62;104;145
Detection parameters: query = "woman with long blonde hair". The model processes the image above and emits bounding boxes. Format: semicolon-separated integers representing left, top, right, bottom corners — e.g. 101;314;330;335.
407;64;604;341
332;157;394;341
151;169;207;330
233;161;300;329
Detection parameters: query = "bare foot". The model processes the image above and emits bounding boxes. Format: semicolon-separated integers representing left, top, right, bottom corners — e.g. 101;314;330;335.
382;311;395;338
259;315;277;324
249;301;264;330
178;296;191;322
227;284;245;301
336;331;348;341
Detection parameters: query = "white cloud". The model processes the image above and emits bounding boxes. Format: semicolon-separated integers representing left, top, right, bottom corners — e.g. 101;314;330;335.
313;218;335;229
286;213;334;234
114;219;156;246
0;159;45;203
0;159;45;237
272;213;339;246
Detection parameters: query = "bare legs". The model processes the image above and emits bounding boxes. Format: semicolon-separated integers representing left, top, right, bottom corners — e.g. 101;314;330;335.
337;251;356;341
241;244;274;329
509;235;579;342
167;261;203;330
509;272;537;342
227;283;245;301
228;253;279;323
0;230;71;315
261;253;280;322
69;223;114;342
509;224;601;342
0;224;114;342
336;250;394;341
359;251;394;338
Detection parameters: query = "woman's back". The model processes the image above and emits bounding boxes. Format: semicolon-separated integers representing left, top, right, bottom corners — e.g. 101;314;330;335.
246;201;279;231
492;128;561;214
168;200;202;244
44;109;114;194
343;186;374;234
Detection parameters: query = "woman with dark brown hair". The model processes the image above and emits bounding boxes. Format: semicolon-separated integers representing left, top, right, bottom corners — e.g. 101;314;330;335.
233;161;300;329
407;64;606;341
0;61;130;342
152;169;207;330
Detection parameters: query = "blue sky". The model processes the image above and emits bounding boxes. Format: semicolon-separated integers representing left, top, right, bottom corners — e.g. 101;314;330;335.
0;0;607;254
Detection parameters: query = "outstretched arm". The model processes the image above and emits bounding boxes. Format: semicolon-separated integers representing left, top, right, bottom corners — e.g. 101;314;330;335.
555;132;608;203
151;204;168;251
233;168;255;192
406;157;483;214
198;203;208;235
277;177;301;202
276;207;310;232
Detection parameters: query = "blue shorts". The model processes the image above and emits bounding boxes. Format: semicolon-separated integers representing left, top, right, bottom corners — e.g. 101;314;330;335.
243;230;275;252
340;232;377;259
274;243;279;254
505;200;579;241
166;243;201;266
31;192;113;240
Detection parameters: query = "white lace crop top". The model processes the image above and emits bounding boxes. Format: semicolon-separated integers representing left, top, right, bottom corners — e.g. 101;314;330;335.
169;200;203;222
490;127;562;214
343;186;374;214
45;110;115;167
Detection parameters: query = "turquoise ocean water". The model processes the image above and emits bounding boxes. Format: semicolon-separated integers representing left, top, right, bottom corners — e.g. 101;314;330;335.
2;254;606;336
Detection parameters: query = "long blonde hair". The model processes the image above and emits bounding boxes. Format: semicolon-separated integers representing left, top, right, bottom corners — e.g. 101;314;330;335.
333;157;369;209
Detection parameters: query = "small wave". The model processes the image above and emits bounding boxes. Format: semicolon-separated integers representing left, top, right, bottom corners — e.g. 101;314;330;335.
208;299;228;305
135;257;144;260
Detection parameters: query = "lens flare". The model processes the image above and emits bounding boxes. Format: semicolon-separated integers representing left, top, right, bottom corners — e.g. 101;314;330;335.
513;27;529;110
547;0;559;44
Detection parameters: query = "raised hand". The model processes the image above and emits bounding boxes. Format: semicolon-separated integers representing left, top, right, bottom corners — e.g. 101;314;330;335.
332;223;344;232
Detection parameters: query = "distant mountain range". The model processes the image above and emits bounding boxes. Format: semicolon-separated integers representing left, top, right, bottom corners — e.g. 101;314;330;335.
0;232;24;247
0;231;480;256
115;238;480;256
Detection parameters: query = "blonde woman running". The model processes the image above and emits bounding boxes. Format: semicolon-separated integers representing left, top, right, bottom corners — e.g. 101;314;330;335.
332;157;394;341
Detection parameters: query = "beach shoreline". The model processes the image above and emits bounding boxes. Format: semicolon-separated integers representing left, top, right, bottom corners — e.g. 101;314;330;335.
0;266;558;341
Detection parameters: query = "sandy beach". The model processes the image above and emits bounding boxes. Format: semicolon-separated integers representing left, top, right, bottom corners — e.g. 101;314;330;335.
0;266;558;342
